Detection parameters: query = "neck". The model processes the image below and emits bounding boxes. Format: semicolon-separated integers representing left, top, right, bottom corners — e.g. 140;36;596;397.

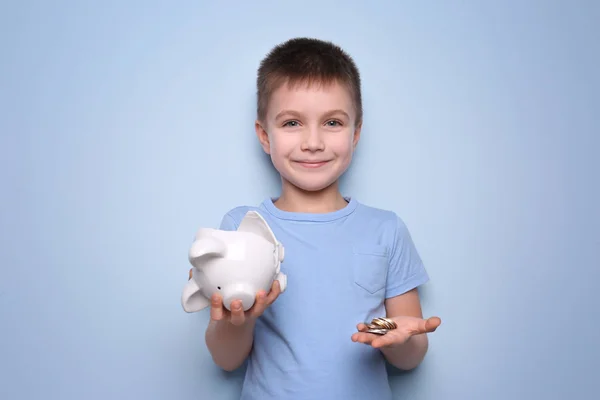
274;180;348;213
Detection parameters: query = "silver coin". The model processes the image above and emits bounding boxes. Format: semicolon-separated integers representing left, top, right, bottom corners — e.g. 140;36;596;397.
365;329;390;335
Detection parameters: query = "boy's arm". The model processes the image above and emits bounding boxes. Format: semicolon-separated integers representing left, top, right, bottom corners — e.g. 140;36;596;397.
380;288;430;370
203;212;255;372
202;211;282;371
205;283;281;371
205;308;255;372
204;281;282;371
351;216;440;365
379;215;432;370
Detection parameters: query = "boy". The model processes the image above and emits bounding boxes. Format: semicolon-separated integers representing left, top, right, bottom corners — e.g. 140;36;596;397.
202;37;441;399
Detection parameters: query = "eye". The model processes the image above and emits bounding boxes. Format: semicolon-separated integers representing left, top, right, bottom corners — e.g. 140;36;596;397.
325;120;342;127
283;120;300;127
217;286;221;290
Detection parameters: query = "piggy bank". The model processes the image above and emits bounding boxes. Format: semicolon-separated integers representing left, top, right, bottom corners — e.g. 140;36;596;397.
181;210;287;313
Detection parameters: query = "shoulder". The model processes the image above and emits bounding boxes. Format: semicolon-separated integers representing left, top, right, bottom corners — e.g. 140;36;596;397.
355;202;397;221
354;201;410;236
352;201;418;258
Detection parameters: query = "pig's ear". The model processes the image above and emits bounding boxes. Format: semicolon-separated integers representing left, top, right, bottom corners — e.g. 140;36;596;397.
181;278;210;312
238;211;285;263
188;235;227;266
237;211;278;246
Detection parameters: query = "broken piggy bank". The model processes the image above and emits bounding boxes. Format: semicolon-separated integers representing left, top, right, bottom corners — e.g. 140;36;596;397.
181;210;287;313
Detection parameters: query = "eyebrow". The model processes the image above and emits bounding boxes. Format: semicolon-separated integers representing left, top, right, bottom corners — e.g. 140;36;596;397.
274;110;302;120
274;109;351;121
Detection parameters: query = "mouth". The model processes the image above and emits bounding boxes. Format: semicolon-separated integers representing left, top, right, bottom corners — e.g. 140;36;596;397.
294;160;331;168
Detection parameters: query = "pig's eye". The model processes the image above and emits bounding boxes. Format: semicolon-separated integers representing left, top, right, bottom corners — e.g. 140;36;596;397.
217;286;221;290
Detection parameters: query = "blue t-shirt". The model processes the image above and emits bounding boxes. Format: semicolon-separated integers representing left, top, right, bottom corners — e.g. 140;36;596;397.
218;197;429;400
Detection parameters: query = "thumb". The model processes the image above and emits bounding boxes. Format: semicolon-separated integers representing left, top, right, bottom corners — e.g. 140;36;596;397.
421;316;441;333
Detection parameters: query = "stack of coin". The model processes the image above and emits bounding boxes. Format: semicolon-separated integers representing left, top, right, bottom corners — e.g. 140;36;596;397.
362;317;397;335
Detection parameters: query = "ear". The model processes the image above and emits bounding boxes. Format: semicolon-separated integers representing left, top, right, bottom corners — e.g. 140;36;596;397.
188;235;227;267
181;278;210;312
352;121;362;149
255;120;271;154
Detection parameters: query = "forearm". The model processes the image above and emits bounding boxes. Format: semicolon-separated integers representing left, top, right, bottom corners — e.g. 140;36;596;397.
205;319;255;371
381;333;429;370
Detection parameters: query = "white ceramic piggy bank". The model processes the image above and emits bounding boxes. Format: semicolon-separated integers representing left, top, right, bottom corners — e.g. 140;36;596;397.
181;210;287;313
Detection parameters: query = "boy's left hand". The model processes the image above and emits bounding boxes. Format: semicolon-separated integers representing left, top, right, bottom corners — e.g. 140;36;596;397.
351;316;441;349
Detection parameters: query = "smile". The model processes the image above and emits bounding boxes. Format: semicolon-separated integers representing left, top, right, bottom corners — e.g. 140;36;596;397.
294;160;330;169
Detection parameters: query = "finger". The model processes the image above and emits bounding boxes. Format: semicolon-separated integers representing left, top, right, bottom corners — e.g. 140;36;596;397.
370;333;399;349
248;290;268;318
424;316;442;333
413;316;441;334
351;332;376;345
265;280;281;305
356;323;368;332
210;294;224;321
229;300;245;326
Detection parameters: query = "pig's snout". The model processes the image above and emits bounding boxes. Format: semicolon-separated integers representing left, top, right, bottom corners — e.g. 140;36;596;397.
222;283;256;312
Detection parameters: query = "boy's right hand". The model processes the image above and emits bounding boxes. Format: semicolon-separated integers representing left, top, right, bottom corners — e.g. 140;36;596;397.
209;279;282;326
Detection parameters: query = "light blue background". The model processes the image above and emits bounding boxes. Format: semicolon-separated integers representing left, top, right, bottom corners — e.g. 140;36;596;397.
1;1;598;399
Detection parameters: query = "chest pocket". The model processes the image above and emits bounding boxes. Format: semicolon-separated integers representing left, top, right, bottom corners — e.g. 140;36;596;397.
352;244;389;295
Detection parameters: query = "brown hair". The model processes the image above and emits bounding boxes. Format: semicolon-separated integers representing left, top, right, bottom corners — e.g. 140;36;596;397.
256;37;363;126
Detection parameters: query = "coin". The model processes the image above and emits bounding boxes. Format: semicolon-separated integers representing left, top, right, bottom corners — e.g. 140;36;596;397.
359;317;397;335
365;329;389;335
371;317;396;330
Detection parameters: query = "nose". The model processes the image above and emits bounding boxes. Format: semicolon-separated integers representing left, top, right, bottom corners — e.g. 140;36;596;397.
301;127;325;151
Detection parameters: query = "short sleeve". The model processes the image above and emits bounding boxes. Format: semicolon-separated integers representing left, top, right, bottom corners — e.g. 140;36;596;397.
385;216;430;299
219;213;239;231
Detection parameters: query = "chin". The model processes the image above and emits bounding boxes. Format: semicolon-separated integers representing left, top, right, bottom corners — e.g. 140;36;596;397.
294;182;333;192
282;173;340;192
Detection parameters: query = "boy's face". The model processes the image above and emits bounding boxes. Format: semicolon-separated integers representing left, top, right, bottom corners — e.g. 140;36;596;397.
256;80;361;193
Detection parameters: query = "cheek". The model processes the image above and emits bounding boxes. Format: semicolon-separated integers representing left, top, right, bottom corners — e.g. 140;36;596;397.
329;136;355;158
269;133;295;155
